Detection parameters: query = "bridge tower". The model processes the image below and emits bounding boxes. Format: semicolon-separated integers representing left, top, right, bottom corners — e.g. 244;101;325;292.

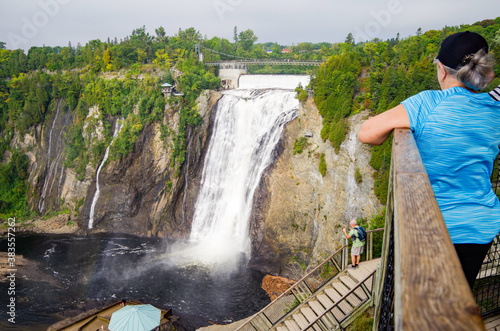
218;62;248;89
195;44;204;63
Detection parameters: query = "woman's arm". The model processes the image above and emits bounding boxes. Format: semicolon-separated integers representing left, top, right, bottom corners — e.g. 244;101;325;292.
358;104;411;145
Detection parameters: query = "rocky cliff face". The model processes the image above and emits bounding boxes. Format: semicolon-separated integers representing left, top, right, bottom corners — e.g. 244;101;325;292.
14;90;221;238
248;98;381;279
11;88;380;278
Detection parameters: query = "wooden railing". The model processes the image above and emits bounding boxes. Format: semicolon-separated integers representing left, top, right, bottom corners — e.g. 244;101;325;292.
236;245;346;331
373;129;485;330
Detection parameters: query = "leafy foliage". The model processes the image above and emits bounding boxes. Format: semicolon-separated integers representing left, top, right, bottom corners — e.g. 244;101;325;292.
313;18;500;203
0;26;228;215
293;137;310;155
319;153;326;177
295;84;309;102
355;166;363;184
0;150;31;217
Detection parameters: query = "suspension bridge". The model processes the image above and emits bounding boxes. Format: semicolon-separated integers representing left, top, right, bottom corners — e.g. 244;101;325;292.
195;44;323;89
204;59;323;67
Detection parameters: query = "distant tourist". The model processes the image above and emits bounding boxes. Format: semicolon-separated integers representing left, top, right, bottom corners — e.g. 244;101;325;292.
343;220;365;268
358;31;500;288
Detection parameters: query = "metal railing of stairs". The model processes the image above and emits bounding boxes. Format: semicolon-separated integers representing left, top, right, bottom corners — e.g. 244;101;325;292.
236;230;383;331
299;270;377;331
473;152;500;318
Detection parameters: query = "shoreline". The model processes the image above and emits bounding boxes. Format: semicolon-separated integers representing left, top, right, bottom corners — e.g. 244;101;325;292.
0;214;170;239
1;214;81;236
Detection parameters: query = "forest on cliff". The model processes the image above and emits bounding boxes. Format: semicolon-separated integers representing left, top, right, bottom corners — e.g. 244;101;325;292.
312;18;500;204
0;18;499;219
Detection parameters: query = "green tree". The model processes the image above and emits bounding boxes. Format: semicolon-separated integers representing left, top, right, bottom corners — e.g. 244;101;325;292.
176;27;202;49
0;150;30;216
155;26;167;42
345;32;355;45
238;29;258;52
233;26;238;45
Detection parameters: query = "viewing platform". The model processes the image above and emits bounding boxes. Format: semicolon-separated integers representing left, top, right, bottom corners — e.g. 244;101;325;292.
47;300;174;331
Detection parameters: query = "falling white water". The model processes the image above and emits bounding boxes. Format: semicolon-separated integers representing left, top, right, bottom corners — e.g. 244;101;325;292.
181;127;192;226
38;99;62;213
172;75;310;268
343;126;361;222
88;119;124;229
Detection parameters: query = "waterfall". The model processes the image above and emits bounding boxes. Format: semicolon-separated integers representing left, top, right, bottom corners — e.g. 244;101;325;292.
343;126;361;222
38;99;63;213
175;75;310;268
181;127;192;226
88;120;124;229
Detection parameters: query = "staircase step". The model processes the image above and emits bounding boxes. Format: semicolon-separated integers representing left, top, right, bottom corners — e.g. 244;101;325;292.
324;287;354;315
292;312;309;328
309;300;336;329
340;275;368;301
284;319;301;331
316;293;334;309
300;307;317;323
300;307;323;331
317;293;345;322
332;281;362;307
277;326;288;331
309;300;326;316
347;261;376;291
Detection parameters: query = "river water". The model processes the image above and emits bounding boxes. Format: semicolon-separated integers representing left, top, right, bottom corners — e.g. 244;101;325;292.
0;233;270;330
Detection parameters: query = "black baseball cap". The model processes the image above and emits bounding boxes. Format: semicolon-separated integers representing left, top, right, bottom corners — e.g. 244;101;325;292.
436;31;488;70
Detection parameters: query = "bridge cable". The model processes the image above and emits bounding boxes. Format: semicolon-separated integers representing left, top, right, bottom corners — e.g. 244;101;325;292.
196;44;250;60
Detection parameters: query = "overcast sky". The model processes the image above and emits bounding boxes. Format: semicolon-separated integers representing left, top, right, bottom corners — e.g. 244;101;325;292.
1;0;499;51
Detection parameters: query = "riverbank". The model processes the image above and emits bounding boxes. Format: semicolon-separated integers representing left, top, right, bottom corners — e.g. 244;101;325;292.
0;251;63;285
0;214;79;236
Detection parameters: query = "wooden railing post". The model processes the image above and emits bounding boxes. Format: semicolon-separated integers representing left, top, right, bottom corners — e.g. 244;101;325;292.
374;129;485;330
343;237;349;270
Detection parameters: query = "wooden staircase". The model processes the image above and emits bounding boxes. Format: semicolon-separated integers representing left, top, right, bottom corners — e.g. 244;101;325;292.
272;259;379;331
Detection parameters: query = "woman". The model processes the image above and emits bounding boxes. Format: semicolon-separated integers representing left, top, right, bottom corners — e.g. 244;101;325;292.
358;31;500;288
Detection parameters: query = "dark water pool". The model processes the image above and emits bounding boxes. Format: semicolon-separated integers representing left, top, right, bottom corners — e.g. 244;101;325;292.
0;233;270;330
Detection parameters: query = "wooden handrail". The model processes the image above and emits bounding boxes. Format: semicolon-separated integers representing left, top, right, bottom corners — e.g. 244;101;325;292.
374;129;484;330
